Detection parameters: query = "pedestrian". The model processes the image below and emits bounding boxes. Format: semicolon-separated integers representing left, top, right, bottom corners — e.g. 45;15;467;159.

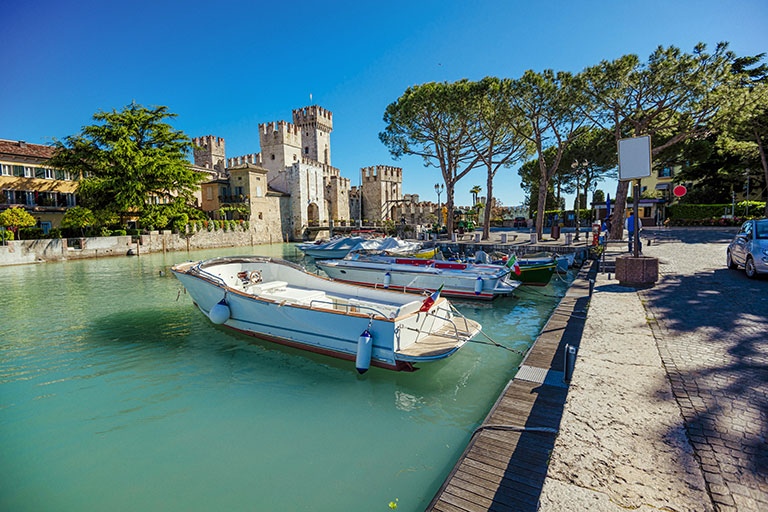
625;213;642;253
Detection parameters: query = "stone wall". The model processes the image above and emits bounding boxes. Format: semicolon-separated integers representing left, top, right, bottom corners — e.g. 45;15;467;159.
0;227;284;266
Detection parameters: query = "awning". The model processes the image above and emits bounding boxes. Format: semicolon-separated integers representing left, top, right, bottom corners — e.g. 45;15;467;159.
655;183;670;190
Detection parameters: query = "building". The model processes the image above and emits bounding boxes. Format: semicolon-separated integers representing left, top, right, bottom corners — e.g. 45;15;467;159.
391;194;439;226
194;105;353;239
0;139;78;233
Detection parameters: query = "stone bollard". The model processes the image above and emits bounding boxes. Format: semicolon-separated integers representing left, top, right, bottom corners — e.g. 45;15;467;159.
565;233;573;245
474;233;480;242
530;232;538;244
451;232;456;242
501;233;507;243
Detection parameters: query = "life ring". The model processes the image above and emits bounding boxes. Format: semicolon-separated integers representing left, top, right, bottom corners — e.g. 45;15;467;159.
249;270;262;284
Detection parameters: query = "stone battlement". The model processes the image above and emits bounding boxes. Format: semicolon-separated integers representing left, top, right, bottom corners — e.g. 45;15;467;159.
227;153;261;168
292;105;333;131
302;156;340;177
259;121;301;136
192;135;225;149
361;165;402;182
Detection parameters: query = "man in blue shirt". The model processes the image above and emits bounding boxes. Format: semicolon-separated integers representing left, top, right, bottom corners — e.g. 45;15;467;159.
625;213;641;253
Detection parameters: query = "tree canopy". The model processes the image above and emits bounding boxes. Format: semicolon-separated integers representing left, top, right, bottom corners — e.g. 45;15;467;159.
0;206;36;234
50;102;203;218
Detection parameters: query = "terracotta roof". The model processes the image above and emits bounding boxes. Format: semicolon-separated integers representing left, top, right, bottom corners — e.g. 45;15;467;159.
0;139;57;159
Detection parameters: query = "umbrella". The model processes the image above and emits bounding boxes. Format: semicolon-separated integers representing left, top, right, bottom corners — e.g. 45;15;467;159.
606;194;611;218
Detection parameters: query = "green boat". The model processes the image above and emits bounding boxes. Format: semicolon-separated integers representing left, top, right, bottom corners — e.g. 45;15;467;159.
511;259;556;286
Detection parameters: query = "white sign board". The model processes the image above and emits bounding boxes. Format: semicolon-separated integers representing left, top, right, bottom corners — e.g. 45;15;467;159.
618;135;652;181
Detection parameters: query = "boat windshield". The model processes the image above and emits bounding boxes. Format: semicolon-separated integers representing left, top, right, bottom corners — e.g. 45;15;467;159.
755;219;768;239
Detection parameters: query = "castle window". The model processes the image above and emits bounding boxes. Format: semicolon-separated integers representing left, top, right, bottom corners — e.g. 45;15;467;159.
271;154;275;160
304;147;309;155
258;212;263;220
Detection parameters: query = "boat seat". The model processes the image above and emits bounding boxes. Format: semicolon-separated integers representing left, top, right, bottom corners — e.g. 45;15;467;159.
248;280;288;293
258;286;326;306
397;300;424;317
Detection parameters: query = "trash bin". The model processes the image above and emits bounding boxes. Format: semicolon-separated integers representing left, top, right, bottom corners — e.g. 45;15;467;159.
550;224;560;240
565;233;573;245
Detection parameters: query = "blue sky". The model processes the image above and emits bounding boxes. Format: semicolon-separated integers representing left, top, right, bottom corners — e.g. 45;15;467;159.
2;0;767;208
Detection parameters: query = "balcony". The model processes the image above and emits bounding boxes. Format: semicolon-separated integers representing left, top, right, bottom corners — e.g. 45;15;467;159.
218;195;248;203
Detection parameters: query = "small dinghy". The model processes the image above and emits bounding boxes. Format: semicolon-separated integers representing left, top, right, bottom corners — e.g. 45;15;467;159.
171;256;481;372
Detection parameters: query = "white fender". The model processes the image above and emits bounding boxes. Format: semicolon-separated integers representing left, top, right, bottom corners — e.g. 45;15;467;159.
383;272;391;289
474;277;483;295
209;298;231;325
356;330;373;374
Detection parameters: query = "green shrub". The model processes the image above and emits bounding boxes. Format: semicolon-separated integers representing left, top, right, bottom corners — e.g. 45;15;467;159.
46;228;63;239
112;229;127;236
0;229;14;242
99;227;112;237
126;228;141;236
242;220;249;230
223;220;229;232
19;227;45;240
669;202;766;220
196;220;203;232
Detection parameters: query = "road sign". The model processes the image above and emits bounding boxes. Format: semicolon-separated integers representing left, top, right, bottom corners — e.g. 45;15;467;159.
673;185;687;198
618;135;652;181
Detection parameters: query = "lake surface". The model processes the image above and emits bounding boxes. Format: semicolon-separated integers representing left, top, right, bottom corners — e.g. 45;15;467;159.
0;244;573;511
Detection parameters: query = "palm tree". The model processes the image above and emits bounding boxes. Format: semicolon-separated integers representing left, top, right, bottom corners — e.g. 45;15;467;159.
470;185;482;206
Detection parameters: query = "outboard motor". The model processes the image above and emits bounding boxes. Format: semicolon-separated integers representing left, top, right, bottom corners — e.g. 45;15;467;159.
474;250;490;264
209;298;231;325
356;329;373;374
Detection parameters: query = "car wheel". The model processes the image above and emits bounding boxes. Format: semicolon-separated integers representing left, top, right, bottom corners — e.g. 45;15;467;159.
727;250;738;269
745;256;757;279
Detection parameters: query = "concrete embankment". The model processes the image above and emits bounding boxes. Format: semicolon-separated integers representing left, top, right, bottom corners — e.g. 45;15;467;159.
0;228;274;266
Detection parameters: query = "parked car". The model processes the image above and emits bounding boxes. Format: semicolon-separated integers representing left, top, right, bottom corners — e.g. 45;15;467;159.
727;219;768;278
513;217;527;228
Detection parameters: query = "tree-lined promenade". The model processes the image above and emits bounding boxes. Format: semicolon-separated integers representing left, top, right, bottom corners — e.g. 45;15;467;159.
379;42;768;240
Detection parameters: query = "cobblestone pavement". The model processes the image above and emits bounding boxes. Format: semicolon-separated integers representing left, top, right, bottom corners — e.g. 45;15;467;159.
637;228;768;511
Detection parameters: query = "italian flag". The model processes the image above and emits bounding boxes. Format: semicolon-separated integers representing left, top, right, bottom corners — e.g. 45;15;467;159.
419;284;444;312
506;254;521;275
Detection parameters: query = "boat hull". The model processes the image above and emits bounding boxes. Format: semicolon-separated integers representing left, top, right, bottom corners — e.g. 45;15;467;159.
513;263;556;286
171;257;481;371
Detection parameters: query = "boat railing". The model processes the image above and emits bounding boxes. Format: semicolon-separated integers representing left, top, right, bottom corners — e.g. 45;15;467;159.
307;299;391;319
190;263;228;288
428;311;462;341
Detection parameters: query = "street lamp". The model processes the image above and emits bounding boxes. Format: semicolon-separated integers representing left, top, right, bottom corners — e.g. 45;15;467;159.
435;183;444;225
571;160;588;242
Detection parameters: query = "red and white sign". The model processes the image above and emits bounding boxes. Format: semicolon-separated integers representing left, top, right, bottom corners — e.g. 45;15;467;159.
673;185;687;198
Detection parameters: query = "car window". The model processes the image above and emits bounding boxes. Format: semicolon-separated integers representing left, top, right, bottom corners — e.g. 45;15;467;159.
739;222;749;234
755;219;768;239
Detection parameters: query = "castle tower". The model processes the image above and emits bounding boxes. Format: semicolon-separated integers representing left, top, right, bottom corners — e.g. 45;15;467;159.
360;165;403;221
192;135;226;172
258;121;302;192
292;105;333;165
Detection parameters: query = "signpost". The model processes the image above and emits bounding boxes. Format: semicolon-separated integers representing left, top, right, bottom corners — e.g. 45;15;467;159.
673;185;687;198
618;136;652;258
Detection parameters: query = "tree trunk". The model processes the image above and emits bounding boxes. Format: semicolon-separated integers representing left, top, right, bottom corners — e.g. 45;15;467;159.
755;127;768;217
535;172;548;239
445;184;454;235
482;167;493;240
556;175;561;211
610;180;630;239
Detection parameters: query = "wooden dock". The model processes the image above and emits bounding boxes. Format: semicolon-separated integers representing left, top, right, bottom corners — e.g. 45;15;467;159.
426;261;597;512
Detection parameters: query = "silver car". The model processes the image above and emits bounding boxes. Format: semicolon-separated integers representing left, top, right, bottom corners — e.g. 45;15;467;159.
727;219;768;278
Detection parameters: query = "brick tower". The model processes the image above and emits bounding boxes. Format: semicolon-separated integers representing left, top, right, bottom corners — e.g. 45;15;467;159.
257;121;302;177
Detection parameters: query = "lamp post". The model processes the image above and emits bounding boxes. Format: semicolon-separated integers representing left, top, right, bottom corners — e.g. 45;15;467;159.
571;160;588;242
435;183;444;226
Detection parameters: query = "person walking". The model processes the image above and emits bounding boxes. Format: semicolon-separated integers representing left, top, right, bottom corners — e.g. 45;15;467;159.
625;213;641;253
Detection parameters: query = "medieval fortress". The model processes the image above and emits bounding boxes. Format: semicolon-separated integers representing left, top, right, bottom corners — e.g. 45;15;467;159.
191;105;419;240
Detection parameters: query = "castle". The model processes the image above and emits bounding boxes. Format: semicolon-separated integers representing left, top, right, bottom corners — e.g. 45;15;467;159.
192;105;410;239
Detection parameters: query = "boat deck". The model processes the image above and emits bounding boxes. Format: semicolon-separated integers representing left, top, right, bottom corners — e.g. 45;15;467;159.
397;316;480;358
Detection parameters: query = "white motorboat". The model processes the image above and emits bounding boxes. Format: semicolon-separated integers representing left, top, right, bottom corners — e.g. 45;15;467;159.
296;236;423;259
171;256;481;373
316;254;520;300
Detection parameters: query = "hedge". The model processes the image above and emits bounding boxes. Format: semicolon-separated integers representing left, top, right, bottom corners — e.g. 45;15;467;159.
670;202;765;220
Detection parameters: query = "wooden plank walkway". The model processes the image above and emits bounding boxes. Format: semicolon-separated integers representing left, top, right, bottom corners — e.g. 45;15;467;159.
426;260;597;512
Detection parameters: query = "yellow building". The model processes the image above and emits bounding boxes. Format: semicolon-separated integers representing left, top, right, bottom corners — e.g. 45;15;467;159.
632;163;677;225
0;139;78;232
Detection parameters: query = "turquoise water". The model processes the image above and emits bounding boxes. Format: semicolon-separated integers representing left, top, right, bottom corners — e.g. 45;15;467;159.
0;244;572;511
